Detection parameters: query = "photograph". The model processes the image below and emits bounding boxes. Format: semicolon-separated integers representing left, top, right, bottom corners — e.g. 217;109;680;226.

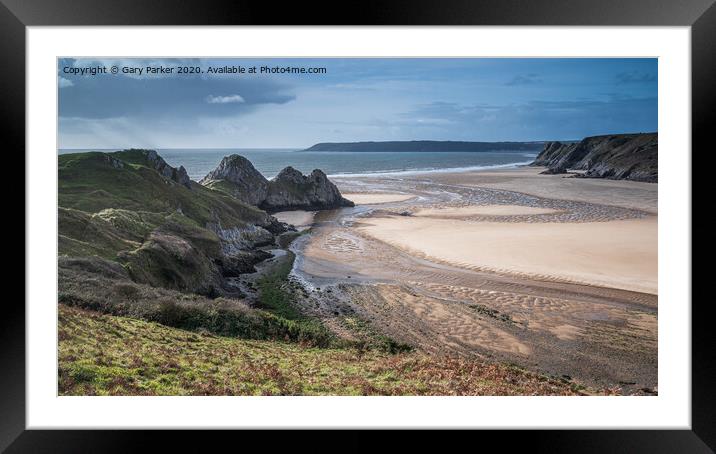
56;57;659;397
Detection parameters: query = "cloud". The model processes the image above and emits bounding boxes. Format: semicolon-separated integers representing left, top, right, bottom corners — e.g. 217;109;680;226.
206;94;245;104
57;57;658;147
327;82;378;91
616;71;657;84
505;73;542;86
59;70;295;119
395;96;657;140
59;116;159;149
58;77;74;88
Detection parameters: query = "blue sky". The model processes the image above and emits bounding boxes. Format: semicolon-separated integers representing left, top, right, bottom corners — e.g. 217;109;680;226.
58;58;657;149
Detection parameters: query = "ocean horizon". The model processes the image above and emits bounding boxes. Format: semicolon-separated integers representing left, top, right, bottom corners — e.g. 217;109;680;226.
58;148;538;180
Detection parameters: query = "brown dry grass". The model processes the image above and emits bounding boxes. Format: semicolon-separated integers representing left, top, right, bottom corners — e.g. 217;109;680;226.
59;305;605;396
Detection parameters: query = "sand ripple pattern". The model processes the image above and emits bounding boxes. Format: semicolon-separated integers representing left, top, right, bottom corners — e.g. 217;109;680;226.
401;183;650;223
294;173;658;392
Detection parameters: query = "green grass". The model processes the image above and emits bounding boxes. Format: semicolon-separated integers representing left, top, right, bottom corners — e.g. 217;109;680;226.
118;217;225;294
340;315;413;354
55;149;602;396
201;179;242;198
254;250;336;346
59;151;268;230
58;256;334;347
276;230;306;249
59;305;587;396
256;251;303;320
57;150;280;292
58;207;143;259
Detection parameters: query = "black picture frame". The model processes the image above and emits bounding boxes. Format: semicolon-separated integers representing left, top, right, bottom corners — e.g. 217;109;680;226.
4;0;711;451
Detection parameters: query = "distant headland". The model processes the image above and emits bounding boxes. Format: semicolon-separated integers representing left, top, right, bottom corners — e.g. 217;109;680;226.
302;140;545;152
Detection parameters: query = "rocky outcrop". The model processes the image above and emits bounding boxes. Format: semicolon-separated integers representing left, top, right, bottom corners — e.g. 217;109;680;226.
59;149;291;297
120;227;224;298
261;166;355;211
200;155;354;212
215;250;273;278
199;155;269;206
118;217;283;297
207;223;276;256
115;149;192;189
146;150;192;189
531;133;657;182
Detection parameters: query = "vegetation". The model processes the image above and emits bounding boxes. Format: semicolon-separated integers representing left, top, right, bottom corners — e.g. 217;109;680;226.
200;179;242;199
58;151;270;261
59;256;334;347
56;149;601;396
340;315;414;354
468;303;516;325
59;305;587;396
254;250;338;346
58;150;282;294
59;151;267;227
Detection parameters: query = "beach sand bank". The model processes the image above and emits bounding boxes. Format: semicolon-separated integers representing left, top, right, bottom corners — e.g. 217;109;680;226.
358;214;657;294
427;166;657;213
342;192;415;205
294;166;658;392
273;210;315;231
414;204;558;217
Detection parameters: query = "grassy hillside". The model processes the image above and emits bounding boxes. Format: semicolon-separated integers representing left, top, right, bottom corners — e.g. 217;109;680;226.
58;255;335;347
58;150;279;294
57;149;602;397
201;178;244;200
59;151;268;234
59;305;587;396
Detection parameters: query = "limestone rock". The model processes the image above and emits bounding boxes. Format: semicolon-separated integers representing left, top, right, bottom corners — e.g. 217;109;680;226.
531;133;657;182
199;155;269;206
261;167;355;212
200;156;354;212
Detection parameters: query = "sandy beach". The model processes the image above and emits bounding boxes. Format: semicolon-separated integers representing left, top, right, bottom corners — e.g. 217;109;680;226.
413;204;558;217
435;167;658;213
342;193;416;205
289;166;658;392
273;210;316;231
358;213;657;294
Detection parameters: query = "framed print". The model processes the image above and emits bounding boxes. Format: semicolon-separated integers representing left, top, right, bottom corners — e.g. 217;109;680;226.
5;0;712;450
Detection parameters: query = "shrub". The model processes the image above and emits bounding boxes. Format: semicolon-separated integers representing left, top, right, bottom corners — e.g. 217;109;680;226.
59;262;335;347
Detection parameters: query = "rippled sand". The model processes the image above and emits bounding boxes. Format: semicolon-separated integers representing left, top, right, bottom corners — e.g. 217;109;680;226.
342;192;415;204
413;204;558;217
291;167;658;393
433;167;658;213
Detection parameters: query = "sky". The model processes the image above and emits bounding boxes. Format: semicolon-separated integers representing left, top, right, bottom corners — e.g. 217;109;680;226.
58;58;657;149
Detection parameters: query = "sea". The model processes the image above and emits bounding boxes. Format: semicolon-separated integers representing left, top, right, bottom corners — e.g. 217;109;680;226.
57;148;539;181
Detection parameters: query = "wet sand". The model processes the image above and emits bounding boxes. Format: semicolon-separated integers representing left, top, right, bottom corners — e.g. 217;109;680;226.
435;167;658;214
289;166;658;393
413;204;558;217
273;210;316;231
342;193;415;205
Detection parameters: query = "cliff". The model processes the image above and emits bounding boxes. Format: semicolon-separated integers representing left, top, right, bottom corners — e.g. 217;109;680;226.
200;155;354;212
531;133;658;182
113;149;192;188
303;140;544;152
199;154;269;206
262;166;355;211
58;149;287;297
